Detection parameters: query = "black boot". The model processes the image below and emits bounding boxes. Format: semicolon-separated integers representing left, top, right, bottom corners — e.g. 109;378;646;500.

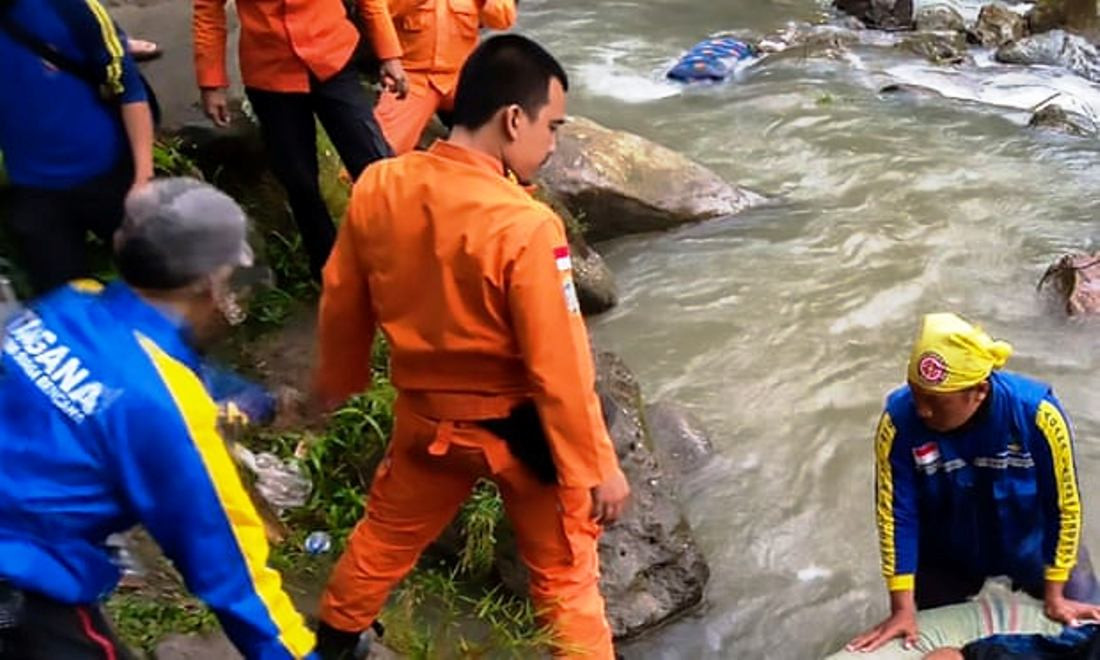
314;620;383;660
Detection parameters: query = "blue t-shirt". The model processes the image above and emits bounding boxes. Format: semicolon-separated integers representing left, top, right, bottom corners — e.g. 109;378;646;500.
0;0;146;189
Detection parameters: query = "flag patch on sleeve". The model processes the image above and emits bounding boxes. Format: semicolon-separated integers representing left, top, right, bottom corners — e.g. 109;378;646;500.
562;278;580;314
553;245;572;272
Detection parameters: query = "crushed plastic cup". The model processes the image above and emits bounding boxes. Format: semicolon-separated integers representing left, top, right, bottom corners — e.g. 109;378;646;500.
232;445;311;514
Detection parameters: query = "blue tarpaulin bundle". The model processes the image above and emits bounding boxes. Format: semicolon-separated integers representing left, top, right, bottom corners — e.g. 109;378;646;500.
667;36;756;82
201;362;278;427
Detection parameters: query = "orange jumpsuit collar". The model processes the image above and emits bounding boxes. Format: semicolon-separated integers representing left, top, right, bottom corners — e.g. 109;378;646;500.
426;140;507;178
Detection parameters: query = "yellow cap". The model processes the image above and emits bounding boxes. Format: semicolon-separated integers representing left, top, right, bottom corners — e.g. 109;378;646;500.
907;313;1013;392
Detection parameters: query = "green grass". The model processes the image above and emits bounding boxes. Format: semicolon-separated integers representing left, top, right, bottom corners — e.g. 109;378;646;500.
106;592;218;654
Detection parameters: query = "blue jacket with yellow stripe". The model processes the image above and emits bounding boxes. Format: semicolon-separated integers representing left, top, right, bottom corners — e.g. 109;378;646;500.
0;282;315;659
875;371;1083;594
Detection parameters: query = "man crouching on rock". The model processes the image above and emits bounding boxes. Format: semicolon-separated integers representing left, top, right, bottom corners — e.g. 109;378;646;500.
845;313;1100;656
311;34;630;659
0;179;317;659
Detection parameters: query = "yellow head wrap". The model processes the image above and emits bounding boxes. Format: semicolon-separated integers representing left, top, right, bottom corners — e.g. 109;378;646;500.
907;313;1013;392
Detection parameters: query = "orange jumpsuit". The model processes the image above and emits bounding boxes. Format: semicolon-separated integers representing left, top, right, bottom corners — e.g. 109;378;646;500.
361;0;517;154
194;0;365;92
314;140;619;657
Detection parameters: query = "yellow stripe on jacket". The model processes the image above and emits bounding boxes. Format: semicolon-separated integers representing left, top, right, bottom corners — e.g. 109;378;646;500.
1036;400;1082;582
875;412;912;591
137;335;315;657
81;0;124;95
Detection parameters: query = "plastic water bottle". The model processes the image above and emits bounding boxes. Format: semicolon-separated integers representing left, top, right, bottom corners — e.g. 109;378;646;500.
304;531;332;556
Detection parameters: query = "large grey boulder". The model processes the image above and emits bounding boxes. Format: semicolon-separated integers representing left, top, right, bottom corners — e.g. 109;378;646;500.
996;30;1100;82
495;352;710;640
970;3;1029;47
833;0;913;29
540;117;762;243
915;4;967;32
593;353;710;639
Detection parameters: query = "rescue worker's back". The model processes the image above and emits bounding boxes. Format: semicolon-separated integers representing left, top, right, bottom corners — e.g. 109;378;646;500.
317;141;618;488
313;35;625;658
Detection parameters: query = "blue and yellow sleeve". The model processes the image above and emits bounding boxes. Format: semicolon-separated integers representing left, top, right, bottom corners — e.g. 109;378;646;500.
110;334;314;658
54;0;146;102
874;411;919;591
1033;395;1083;583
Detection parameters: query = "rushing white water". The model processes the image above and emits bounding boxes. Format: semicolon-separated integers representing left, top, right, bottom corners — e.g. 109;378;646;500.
517;1;1100;658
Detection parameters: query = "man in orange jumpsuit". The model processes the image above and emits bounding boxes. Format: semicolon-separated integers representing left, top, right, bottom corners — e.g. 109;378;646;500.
193;0;392;279
312;34;628;658
361;0;517;155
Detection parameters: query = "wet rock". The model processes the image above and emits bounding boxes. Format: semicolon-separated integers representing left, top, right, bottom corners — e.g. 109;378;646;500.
1039;253;1100;315
1028;104;1097;136
758;24;863;62
533;186;619;315
833;0;914;30
970;3;1029;47
996;30;1100;82
898;30;969;64
915;4;967;33
1027;0;1100;36
592;352;709;639
495;352;710;640
154;632;239;660
540;116;762;242
878;82;947;99
570;238;619;315
645;402;715;478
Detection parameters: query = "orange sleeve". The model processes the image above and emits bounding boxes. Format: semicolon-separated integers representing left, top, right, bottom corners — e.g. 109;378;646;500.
313;190;377;409
508;214;620;489
478;0;516;30
193;0;230;89
357;0;404;61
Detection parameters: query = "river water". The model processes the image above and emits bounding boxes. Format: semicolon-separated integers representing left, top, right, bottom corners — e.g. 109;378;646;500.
518;1;1100;658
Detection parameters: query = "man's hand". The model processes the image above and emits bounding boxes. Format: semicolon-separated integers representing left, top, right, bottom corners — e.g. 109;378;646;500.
846;607;918;653
590;469;630;525
379;58;408;99
201;87;231;127
1044;595;1100;626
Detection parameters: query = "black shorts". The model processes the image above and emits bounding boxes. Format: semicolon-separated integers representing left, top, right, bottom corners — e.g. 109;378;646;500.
0;584;134;660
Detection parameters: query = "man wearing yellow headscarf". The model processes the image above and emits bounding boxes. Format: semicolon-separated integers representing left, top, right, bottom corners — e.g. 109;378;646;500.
847;313;1100;654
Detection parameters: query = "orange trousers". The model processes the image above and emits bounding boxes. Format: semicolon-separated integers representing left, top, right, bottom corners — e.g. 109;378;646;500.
373;74;454;155
319;398;615;658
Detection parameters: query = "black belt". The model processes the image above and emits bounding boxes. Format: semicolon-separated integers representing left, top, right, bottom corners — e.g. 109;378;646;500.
476;401;559;485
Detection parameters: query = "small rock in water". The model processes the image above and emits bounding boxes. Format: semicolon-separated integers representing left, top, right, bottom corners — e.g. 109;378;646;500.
915;4;966;33
1038;253;1100;315
898;30;969;64
304;531;332;556
833;0;914;30
969;3;1028;47
1028;104;1096;137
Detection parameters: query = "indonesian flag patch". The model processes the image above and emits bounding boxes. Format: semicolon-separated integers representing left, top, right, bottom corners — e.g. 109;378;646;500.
553;245;572;272
912;441;940;467
554;245;580;314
